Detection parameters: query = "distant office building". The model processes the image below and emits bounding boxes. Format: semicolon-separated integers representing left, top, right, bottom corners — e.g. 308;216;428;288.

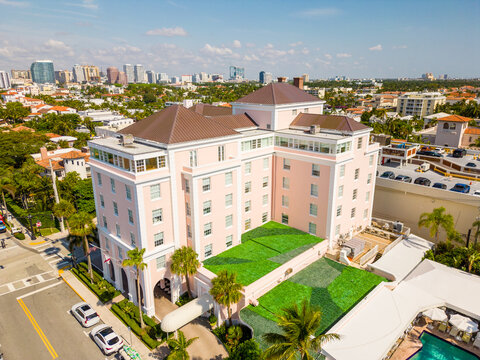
55;70;73;84
134;64;145;83
171;76;180;84
107;67;119;84
11;69;31;80
397;92;446;117
157;73;169;83
31;60;55;84
146;70;156;84
0;71;11;89
421;73;434;81
302;73;309;83
212;74;224;82
181;75;192;84
259;71;273;84
192;73;201;83
117;72;127;85
83;65;101;82
123;64;134;83
73;64;85;83
229;66;244;80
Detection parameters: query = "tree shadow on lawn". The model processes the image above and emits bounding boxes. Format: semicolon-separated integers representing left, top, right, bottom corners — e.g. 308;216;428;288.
310;287;344;334
241;221;307;242
203;256;253;266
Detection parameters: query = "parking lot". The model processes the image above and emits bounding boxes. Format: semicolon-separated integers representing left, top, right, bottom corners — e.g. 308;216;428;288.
0;236;119;360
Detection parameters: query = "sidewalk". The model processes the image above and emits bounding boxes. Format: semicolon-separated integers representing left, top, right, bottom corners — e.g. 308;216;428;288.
60;269;152;359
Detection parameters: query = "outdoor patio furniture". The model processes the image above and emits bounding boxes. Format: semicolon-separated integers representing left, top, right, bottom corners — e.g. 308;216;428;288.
450;327;460;337
342;237;366;258
423;308;448;323
462;332;472;343
473;335;480;349
449;314;479;333
438;322;448;332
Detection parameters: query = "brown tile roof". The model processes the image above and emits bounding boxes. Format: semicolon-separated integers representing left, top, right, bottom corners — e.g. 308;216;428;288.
11;125;34;132
437;115;472;123
465;128;480;135
60;151;89;160
36;159;63;171
235;83;320;105
191;103;233;116
210;114;257;130
118;105;239;144
290;113;370;132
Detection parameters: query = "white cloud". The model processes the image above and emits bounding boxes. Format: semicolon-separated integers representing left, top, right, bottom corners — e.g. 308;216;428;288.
146;27;187;37
0;0;29;7
201;44;233;56
301;48;310;55
67;0;98;10
296;8;339;17
243;54;260;62
232;40;241;48
324;53;332;60
287;49;295;55
289;41;303;47
393;45;407;49
265;43;274;49
336;53;352;58
369;44;382;51
43;39;74;56
245;42;255;48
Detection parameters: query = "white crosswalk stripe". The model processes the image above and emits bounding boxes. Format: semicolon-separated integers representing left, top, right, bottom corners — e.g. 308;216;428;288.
0;271;57;297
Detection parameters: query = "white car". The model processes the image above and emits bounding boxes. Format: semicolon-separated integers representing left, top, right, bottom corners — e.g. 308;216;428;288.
90;324;124;355
71;302;100;328
473;190;480;197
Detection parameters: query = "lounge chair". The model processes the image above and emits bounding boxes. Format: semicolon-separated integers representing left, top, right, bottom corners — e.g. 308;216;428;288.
438;322;447;332
450;327;460;337
462;332;472;343
473;335;480;349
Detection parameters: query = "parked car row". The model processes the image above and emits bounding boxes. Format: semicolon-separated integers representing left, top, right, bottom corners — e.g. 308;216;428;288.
378;171;476;194
71;302;124;355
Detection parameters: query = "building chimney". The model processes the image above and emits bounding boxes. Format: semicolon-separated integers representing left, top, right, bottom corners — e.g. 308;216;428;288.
277;77;287;83
40;146;48;160
293;77;304;90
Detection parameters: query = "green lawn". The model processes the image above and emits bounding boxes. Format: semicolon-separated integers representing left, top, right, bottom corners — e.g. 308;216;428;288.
240;258;385;349
203;221;323;286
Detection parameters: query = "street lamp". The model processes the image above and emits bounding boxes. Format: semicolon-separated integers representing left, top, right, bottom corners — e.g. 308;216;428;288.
27;214;36;240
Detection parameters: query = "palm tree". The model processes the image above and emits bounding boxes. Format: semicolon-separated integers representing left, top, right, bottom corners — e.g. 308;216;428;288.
53;199;76;232
418;207;454;243
263;300;340;360
209;270;243;327
69;212;95;282
170;246;200;299
467;246;480;273
0;168;15;217
472;219;480;246
166;330;198;360
122;247;148;329
66;233;83;268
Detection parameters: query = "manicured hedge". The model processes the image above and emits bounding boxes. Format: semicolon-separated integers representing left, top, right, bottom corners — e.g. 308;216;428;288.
14;232;25;240
71;263;120;303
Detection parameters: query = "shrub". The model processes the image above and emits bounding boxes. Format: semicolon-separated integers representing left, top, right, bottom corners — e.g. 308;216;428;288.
141;333;161;349
175;292;193;307
229;339;262;360
209;314;217;325
71;263;119;303
14;232;25;240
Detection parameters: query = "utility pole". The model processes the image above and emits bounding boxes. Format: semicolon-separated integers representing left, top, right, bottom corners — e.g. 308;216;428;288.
49;159;65;233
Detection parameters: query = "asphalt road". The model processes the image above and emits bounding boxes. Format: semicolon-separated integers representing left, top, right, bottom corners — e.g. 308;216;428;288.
0;235;117;360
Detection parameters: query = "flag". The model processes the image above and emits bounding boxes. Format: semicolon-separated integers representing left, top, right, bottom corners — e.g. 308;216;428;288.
103;253;111;264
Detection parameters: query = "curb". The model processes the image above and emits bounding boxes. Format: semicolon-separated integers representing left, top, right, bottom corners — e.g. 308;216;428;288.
10;235;43;254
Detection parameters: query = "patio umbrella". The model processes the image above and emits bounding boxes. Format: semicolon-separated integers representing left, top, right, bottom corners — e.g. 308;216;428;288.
449;314;479;333
423;308;448;322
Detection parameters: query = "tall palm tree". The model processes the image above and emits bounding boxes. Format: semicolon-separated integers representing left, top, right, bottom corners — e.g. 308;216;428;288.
418;207;454;243
209;270;243;327
472;219;480;246
53;199;76;232
263;300;340;360
170;246;200;299
69;212;95;282
122;247;148;329
66;233;83;268
166;330;198;360
467;246;480;273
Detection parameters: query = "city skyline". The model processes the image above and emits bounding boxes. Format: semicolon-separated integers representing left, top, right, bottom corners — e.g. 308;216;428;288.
0;0;479;79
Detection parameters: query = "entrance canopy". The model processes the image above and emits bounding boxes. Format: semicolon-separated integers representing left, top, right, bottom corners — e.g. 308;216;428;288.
161;294;214;333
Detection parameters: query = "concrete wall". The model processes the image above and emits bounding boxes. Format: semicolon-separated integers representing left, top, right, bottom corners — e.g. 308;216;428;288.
373;178;480;243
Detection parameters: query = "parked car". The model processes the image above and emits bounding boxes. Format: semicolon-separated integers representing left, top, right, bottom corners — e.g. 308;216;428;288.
416;150;443;157
452;148;467;158
473;190;480;196
432;182;447;189
90;324;123;355
380;171;395;179
414;177;431;186
465;162;477;168
11;226;22;234
450;183;471;193
0;221;6;233
395;175;412;183
71;302;100;328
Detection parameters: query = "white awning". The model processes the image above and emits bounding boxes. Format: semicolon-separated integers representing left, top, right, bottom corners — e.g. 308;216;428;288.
161;294;214;333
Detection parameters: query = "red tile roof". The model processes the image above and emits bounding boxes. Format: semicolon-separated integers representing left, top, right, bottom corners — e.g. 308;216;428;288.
61;151;89;160
465;128;480;135
437;115;472;123
118;105;238;144
235;83;320;105
290;114;369;132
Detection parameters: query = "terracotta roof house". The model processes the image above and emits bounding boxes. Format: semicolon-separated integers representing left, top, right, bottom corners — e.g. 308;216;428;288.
33;147;91;180
435;115;473;147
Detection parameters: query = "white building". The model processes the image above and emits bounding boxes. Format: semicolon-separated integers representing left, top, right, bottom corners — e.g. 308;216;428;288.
123;64;135;84
157;73;169;83
396;92;446;117
72;64;85;83
134;64;145;84
0;71;11;89
146;71;156;84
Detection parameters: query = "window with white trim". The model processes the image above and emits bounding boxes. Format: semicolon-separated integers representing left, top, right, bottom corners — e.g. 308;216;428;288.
204;244;212;258
263;176;268;188
202;177;210;192
150;184;161;200
152;209;163;224
225;214;233;228
110;178;116;193
292;109;297;116
128;209;134;224
156;255;166;270
245;218;251;230
283;158;290;170
312;164;320;177
263;158;269;170
369;155;374;166
185;179;190;193
281;213;289;225
335;224;340;236
186;202;191;216
310;203;317;216
365;191;370;202
245;162;251;174
340;164;345;178
118;245;123;260
154;232;164;247
189;150;197;167
363;208;368;219
100;194;104;208
103;216;108;229
357;137;363;149
262;212;268;223
113;201;118;216
187;225;191;238
226;235;233;247
225;193;233;207
351;207;356;218
116;224;121;238
245;200;251;212
262;194;268;206
367;173;372;184
352;189;358;200
336;205;342;217
203;200;212;215
218;145;225;162
338;185;344;198
245;181;251;193
125;185;132;200
354;168;360;180
282;195;289;208
311;184;318;197
282;177;289;189
130;232;135;247
204;222;212;236
309;222;317;235
97;172;102;186
225;172;233;186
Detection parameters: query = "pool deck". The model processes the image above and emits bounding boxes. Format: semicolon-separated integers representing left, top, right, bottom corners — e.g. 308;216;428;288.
391;318;480;359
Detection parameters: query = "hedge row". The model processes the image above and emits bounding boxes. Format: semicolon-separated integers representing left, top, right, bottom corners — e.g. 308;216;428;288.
71;264;120;303
5;196;58;229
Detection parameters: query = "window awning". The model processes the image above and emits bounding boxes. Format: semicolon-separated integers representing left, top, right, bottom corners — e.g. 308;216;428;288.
161;293;214;333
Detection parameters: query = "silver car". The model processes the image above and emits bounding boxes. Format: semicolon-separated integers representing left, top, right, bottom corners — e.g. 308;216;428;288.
71;302;100;328
90;324;124;355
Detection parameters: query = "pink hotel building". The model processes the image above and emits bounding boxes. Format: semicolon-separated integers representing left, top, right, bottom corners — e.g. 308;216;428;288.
88;83;380;316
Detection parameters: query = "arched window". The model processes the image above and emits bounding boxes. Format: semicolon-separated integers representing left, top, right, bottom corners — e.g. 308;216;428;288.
443;122;449;129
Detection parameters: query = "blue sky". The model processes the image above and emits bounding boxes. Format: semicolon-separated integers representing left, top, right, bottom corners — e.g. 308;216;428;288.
0;0;479;79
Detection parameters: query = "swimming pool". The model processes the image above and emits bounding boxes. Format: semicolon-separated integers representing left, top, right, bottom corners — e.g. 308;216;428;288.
409;332;479;360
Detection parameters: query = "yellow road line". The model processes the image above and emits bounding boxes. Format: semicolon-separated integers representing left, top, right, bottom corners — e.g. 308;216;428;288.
29;240;46;246
17;298;58;359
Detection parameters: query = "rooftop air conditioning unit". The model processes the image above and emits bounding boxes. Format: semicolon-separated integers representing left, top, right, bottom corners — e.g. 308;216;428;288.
119;134;134;146
310;125;320;134
393;221;404;233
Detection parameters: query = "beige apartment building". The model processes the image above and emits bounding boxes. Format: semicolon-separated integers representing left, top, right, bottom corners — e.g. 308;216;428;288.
396;92;446;117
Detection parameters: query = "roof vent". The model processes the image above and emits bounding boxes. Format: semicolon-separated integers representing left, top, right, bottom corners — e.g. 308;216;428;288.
119;134;134;146
309;125;320;134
